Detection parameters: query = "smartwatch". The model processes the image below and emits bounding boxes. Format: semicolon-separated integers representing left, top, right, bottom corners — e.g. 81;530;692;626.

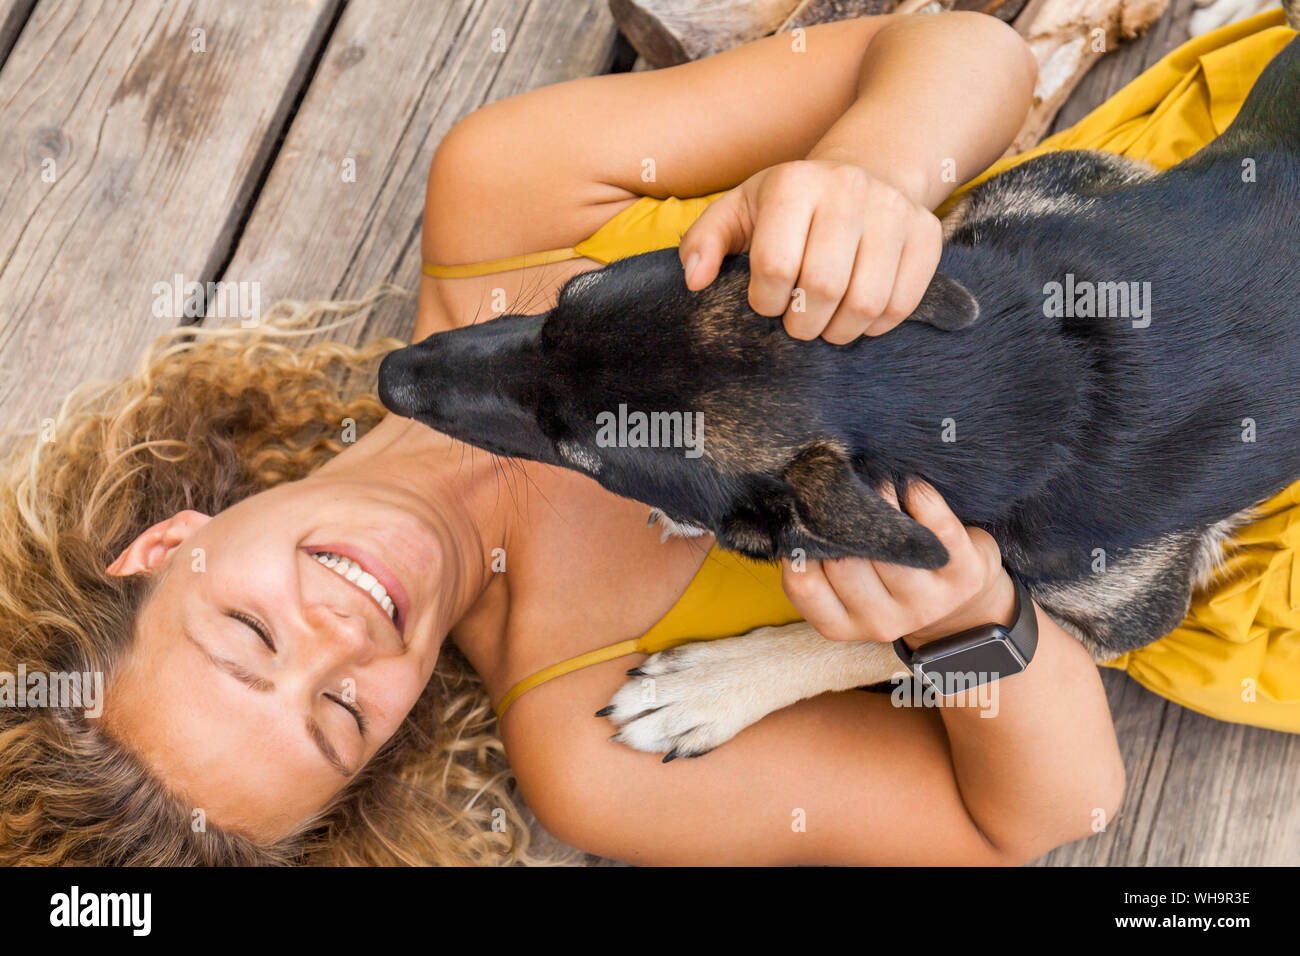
893;566;1038;696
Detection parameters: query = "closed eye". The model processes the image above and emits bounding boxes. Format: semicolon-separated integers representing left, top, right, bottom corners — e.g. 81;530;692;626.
326;692;368;738
229;610;275;652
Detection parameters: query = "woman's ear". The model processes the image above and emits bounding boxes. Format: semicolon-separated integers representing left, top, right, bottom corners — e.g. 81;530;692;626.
106;510;211;577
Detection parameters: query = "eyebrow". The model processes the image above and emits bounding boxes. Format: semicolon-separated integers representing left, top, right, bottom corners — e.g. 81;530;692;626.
183;625;355;778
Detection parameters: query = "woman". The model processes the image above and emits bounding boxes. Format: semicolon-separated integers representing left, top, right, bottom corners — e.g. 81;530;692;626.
2;9;1288;865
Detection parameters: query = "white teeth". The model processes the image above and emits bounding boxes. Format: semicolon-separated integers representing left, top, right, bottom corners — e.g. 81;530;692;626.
311;551;398;623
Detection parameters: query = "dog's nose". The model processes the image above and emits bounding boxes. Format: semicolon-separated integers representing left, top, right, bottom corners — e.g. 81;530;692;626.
377;345;429;418
378;314;547;421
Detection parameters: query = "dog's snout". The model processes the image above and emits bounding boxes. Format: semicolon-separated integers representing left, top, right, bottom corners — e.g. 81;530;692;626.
377;345;430;418
379;314;547;420
376;313;562;465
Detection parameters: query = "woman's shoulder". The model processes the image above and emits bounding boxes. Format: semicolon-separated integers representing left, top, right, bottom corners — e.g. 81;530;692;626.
450;466;709;707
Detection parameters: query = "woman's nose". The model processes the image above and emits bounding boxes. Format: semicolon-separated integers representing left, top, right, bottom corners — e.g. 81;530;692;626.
302;602;374;662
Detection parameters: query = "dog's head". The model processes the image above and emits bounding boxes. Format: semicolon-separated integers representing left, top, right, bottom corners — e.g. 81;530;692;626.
380;249;978;568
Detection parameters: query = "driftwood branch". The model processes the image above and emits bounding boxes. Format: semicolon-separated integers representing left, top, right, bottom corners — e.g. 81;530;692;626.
778;0;899;32
889;0;1031;20
608;0;805;67
1007;0;1169;152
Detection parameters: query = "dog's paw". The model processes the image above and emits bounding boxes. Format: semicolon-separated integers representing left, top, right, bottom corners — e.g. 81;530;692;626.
597;639;773;760
595;622;908;761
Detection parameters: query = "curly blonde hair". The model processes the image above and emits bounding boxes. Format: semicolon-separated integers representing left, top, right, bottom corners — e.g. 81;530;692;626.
0;292;579;865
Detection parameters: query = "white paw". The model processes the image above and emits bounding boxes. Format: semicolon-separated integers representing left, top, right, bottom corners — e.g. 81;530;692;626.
596;623;908;760
597;639;776;760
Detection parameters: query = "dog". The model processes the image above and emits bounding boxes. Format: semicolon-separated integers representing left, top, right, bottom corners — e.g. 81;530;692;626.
380;16;1300;757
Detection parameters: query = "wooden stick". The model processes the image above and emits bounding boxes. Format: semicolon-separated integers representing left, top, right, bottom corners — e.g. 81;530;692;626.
608;0;804;67
791;0;1029;26
1007;0;1169;153
778;0;900;32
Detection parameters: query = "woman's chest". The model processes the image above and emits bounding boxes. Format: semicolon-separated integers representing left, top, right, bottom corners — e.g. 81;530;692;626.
451;465;712;704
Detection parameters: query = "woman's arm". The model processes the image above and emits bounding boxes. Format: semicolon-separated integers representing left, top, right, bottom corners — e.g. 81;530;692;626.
780;482;1126;860
417;12;1035;340
504;485;1124;866
938;603;1125;858
505;615;1123;866
804;12;1037;211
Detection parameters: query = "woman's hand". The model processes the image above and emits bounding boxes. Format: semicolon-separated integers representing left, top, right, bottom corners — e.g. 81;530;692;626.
781;480;1016;647
678;159;943;344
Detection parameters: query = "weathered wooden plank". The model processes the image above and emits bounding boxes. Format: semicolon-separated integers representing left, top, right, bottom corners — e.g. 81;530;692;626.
1033;669;1300;865
1032;671;1175;864
1139;712;1300;865
0;0;341;445
211;0;620;348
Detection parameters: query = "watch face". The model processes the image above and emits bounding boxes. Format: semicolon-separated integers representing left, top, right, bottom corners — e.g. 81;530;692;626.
916;635;1026;696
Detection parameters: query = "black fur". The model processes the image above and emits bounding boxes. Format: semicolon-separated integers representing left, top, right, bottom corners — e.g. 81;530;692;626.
381;35;1300;659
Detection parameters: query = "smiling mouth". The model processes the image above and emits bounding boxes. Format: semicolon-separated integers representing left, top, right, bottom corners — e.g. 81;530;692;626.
310;550;399;625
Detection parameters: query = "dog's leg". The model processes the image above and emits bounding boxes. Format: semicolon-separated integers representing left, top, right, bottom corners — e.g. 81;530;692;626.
943;150;1157;244
1024;511;1251;661
600;531;1210;757
604;510;1255;756
600;622;908;758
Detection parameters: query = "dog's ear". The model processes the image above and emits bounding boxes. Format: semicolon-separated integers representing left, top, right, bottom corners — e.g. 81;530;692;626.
907;272;979;331
782;444;949;568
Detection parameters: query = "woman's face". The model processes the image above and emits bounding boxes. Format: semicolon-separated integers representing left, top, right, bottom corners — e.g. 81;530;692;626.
104;471;461;841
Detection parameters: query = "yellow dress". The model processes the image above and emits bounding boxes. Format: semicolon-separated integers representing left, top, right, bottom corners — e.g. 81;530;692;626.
427;9;1300;732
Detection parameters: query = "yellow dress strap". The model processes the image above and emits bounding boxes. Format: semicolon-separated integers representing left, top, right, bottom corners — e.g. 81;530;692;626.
495;545;802;720
494;638;642;719
423;246;583;279
422;191;732;280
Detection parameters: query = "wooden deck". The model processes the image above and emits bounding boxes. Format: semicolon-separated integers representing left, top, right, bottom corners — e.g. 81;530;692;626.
1;0;1294;865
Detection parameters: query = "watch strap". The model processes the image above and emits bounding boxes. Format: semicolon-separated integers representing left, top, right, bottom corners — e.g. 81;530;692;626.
893;565;1037;669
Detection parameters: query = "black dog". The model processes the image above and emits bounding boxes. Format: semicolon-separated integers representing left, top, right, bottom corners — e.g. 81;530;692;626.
380;23;1300;752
